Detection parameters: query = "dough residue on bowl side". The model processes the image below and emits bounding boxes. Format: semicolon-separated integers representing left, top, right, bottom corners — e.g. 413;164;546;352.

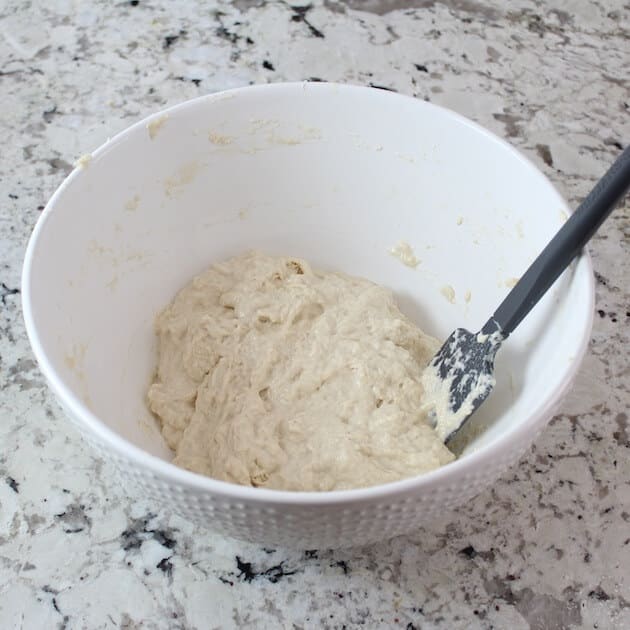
389;240;420;268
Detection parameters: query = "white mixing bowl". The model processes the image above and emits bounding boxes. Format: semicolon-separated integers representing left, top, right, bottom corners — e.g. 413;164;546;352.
22;83;593;548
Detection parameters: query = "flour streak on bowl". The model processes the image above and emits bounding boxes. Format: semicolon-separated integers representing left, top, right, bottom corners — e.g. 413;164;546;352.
22;82;593;548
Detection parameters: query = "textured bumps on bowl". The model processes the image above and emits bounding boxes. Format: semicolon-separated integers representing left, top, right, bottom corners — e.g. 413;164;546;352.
22;83;593;548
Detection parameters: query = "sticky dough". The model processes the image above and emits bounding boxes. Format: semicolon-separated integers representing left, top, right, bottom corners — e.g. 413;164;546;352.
148;252;454;491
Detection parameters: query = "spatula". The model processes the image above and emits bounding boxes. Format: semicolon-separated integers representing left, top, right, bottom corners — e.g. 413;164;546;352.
422;144;630;444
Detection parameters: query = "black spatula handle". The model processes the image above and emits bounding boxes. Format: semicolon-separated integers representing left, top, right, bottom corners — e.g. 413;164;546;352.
488;144;630;337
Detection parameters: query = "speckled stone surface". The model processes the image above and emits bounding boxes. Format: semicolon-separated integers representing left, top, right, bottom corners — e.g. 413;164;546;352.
1;0;628;628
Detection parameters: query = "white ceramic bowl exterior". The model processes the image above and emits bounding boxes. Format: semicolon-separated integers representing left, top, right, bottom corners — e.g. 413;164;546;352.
23;83;593;548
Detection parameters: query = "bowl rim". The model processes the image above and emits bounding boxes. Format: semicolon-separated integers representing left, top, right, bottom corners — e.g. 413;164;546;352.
21;81;595;506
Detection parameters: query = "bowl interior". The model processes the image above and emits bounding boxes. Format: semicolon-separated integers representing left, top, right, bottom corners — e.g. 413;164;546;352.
24;83;592;468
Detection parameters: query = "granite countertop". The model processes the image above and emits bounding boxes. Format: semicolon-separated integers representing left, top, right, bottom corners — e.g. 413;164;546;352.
1;0;628;628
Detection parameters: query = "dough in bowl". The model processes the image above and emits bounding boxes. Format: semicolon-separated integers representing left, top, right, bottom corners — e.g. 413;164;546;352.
147;252;454;491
